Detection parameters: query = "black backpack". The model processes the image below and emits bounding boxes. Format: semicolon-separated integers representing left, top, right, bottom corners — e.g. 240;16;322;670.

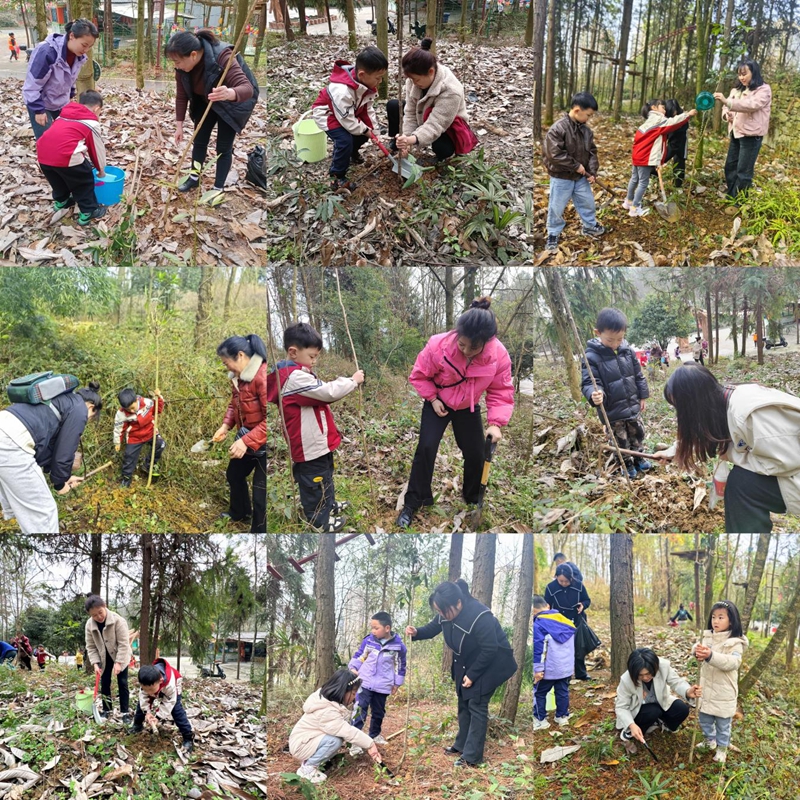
245;145;266;192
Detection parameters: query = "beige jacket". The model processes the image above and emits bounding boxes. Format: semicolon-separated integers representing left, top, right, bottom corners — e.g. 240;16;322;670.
721;83;772;138
726;384;800;513
402;63;470;147
615;657;692;730
692;630;747;718
289;689;373;762
84;609;132;670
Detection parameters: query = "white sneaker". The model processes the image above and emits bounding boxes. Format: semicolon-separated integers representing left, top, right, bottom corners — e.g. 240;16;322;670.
349;745;364;756
713;747;728;763
645;723;659;735
372;735;388;745
554;715;571;726
533;718;551;730
297;763;327;783
622;198;632;210
696;738;717;750
629;205;650;217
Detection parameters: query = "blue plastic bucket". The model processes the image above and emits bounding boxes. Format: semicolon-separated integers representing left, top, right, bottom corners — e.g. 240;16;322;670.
92;166;125;205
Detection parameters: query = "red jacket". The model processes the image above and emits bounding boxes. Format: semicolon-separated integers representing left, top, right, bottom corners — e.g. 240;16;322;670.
266;360;358;463
113;395;165;446
631;110;693;167
36;101;107;170
222;355;267;451
310;60;378;134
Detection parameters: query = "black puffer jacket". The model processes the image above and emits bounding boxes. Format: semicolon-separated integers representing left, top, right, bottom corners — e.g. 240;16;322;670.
581;338;649;423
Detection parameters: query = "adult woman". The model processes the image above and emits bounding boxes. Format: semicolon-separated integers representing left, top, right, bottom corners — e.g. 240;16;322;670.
387;38;478;163
0;381;101;533
615;648;701;755
84;594;132;724
544;564;593;680
23;19;99;140
659;363;800;533
713;59;772;203
396;297;514;529
213;334;267;532
166;30;259;197
406;580;517;767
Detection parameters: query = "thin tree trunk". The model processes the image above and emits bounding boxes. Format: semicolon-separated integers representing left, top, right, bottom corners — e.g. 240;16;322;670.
441;534;464;679
610;534;636;681
740;534;771;633
313;534;336;687
471;534;497;607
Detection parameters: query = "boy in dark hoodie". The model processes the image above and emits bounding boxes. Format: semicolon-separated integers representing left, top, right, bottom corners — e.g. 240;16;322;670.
266;322;363;533
311;46;388;192
581;307;651;479
36;89;107;226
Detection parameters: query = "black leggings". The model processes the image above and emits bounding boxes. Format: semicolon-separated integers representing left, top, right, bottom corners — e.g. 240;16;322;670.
724;464;786;533
386;99;456;161
191;103;237;189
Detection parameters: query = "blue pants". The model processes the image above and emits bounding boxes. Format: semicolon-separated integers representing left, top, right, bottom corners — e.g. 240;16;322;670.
28;107;61;140
326;127;368;179
546;176;598;236
306;734;343;766
699;712;733;747
626;165;654;207
352;686;389;738
134;693;193;738
534;677;569;720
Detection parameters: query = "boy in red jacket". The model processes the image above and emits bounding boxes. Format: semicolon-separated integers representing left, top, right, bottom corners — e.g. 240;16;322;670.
266;323;364;533
36;89;107;226
113;388;166;488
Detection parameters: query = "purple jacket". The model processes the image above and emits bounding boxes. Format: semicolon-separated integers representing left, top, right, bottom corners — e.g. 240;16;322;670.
348;632;407;695
533;611;576;681
23;34;87;114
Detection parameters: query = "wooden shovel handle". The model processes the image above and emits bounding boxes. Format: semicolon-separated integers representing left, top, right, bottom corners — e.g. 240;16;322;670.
85;460;114;480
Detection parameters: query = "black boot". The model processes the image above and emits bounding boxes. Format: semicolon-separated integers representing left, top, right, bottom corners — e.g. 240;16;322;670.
182;735;194;753
179;176;199;192
396;506;414;529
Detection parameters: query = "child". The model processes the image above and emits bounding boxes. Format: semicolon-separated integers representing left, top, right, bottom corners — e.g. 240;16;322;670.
75;649;84;670
692;336;704;365
289;669;383;785
8;33;17;61
664;99;689;188
311;46;388;192
131;659;194;752
533;595;576;730
34;645;54;670
113;388;166;488
581;307;651;478
542;92;605;251
691;600;747;763
36;89;108;226
0;641;17;665
266;322;364;533
624;99;696;217
347;612;407;753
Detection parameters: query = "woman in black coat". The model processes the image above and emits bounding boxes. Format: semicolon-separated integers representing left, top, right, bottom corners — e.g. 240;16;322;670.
544;564;593;680
406;579;517;767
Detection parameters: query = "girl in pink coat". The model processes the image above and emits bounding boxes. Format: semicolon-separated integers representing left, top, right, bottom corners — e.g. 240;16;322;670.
397;297;515;529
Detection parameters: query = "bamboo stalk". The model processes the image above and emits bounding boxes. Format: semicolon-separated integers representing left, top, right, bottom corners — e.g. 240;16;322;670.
84;461;114;480
396;571;416;770
146;308;160;489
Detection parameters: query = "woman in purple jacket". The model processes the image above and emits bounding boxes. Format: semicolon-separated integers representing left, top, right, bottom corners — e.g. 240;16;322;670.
22;19;99;140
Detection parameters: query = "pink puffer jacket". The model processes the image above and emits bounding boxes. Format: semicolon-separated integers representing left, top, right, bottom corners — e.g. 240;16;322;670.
408;331;515;427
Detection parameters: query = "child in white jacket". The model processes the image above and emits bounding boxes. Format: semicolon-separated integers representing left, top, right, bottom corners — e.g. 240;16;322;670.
692;600;748;763
289;669;384;784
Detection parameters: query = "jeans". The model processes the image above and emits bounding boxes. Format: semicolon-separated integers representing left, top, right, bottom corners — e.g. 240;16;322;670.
28;107;61;140
305;734;344;767
352;686;389;738
534;677;569;720
546;176;598;236
724;134;762;198
626;165;654;207
699;712;733;747
724;464;786;533
454;692;490;764
134;693;193;738
325;126;368;179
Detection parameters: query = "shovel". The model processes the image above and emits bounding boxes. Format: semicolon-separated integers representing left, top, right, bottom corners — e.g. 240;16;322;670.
92;673;106;726
654;166;681;222
468;434;498;530
368;129;423;187
642;738;659;762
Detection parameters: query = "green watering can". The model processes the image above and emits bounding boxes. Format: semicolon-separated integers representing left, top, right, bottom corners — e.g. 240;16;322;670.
695;91;716;111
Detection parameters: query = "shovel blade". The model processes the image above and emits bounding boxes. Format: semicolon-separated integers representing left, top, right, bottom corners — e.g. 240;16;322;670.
93;701;106;725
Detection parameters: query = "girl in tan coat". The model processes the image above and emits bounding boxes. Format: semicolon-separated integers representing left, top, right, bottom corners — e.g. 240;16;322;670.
692;600;748;763
289;669;384;784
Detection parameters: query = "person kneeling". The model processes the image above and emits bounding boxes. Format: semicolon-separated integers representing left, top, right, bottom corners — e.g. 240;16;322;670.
132;659;194;753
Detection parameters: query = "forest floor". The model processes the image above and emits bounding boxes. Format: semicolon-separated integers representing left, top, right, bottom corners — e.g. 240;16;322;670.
0;79;266;266
534;619;800;800
533;112;800;267
267;691;534;800
265;34;533;267
267;355;535;533
0;662;266;798
532;349;800;533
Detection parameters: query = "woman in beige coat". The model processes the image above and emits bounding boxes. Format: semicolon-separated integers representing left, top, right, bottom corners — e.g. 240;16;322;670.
290;669;384;784
84;594;132;724
692;600;748;763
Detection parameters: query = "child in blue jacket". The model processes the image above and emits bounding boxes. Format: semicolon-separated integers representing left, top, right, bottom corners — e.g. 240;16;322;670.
533;595;577;730
347;611;407;752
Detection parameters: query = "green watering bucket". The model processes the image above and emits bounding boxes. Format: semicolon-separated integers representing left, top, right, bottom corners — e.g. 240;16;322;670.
695;91;715;111
75;689;94;715
292;112;327;163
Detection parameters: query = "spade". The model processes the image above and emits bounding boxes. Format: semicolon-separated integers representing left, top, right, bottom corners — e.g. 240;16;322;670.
467;434;498;530
368;129;423;187
642;738;659;762
654;166;681;222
